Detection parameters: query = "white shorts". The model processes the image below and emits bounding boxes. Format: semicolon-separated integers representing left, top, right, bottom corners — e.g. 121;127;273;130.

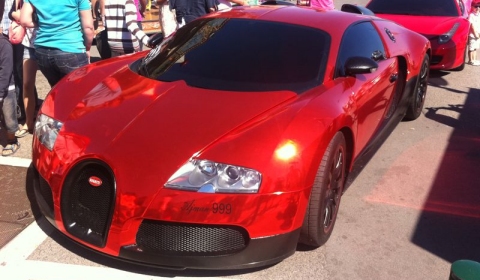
469;37;479;51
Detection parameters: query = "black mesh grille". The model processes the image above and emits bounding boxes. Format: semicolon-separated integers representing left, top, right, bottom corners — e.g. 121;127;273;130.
37;174;54;217
61;162;115;248
136;220;249;256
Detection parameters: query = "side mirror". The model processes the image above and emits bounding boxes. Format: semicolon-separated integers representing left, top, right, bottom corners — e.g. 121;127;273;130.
345;57;378;76
148;32;165;48
340;4;375;16
261;0;296;5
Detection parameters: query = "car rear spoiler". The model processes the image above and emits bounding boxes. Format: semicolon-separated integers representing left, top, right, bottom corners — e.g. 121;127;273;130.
340;4;375;16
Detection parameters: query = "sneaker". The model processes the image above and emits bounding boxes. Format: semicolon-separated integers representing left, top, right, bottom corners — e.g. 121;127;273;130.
473;60;480;66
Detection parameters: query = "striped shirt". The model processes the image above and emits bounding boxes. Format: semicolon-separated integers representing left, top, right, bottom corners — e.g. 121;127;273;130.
104;0;149;54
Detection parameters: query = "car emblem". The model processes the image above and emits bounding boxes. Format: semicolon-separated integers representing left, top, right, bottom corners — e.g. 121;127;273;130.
88;176;102;187
385;28;396;42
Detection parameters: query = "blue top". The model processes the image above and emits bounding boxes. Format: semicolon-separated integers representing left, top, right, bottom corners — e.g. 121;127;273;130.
24;0;91;53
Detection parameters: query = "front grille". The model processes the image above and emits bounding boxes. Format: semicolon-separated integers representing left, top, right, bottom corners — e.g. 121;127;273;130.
61;161;115;247
136;220;249;256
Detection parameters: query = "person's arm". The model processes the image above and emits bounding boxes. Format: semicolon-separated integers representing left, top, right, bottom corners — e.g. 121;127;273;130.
79;9;94;60
98;0;105;23
473;23;480;39
11;10;21;21
0;40;13;97
468;15;479;39
126;0;150;47
91;0;98;18
230;0;247;5
19;3;36;28
140;0;147;16
207;0;217;12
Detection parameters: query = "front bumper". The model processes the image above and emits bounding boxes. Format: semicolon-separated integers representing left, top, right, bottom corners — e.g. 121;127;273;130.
32;161;305;269
120;226;300;270
429;39;465;70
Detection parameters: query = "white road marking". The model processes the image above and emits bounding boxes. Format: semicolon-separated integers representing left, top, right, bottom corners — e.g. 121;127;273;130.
0;201;229;280
0;156;32;168
0;217;51;262
0;218;229;280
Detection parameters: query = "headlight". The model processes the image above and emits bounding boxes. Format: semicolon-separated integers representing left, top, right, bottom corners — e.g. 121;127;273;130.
34;114;63;151
165;159;262;193
438;23;459;44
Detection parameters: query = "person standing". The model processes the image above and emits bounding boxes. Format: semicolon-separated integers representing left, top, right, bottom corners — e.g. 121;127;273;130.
104;0;150;57
2;0;25;122
467;1;480;65
169;0;217;27
10;0;36;136
0;0;21;156
20;0;94;87
157;0;176;37
309;0;334;10
134;0;147;51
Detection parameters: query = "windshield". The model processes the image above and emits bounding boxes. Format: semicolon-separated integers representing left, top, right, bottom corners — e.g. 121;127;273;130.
366;0;459;17
138;18;330;93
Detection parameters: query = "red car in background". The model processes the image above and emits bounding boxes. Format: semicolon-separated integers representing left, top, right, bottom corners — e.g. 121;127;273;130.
367;0;470;71
32;5;430;270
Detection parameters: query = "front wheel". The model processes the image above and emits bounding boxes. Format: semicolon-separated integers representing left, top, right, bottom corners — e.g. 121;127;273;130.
299;132;347;247
404;55;429;121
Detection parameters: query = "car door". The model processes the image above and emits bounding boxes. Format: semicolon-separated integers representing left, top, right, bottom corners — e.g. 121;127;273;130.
336;21;399;156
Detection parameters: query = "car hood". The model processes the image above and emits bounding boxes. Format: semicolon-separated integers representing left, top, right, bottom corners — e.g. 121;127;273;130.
44;64;297;171
375;14;461;35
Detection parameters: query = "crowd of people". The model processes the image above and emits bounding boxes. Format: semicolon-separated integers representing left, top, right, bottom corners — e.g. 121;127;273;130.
1;0;93;156
1;0;479;156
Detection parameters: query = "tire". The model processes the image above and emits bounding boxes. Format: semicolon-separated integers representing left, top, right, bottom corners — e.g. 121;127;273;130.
299;132;347;247
404;55;429;121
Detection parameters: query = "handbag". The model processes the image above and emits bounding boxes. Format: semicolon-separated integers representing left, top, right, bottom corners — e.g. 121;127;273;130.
8;0;26;44
8;21;25;44
95;29;112;59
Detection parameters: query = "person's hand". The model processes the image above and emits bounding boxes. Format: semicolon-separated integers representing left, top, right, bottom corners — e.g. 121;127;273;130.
86;50;91;63
12;10;21;21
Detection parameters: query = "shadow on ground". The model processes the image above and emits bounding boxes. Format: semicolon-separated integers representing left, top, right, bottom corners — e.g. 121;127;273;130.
413;79;480;262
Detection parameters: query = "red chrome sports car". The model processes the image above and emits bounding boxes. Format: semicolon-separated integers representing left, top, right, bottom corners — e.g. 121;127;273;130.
32;5;430;270
366;0;470;71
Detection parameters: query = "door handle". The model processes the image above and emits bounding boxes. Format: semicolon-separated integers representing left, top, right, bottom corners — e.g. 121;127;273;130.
372;50;385;61
389;73;398;83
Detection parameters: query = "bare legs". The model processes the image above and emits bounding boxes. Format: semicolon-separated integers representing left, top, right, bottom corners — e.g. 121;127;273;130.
22;55;38;132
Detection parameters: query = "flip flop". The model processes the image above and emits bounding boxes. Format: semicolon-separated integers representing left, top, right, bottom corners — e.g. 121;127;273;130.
15;128;29;138
2;142;20;157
